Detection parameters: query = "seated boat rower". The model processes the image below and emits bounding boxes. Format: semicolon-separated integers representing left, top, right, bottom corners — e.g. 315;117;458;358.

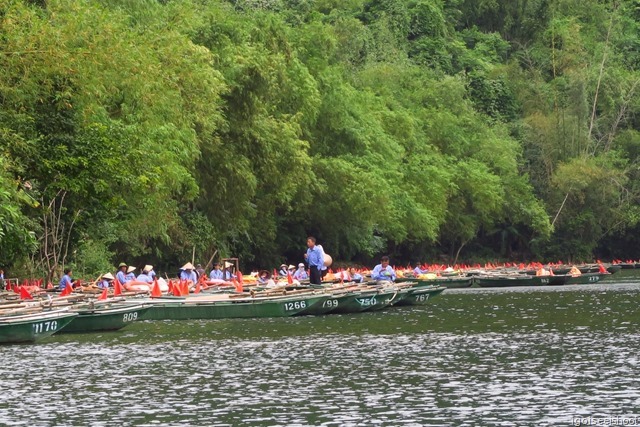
371;256;396;282
180;262;198;283
136;266;154;283
293;263;308;281
278;264;288;277
99;273;114;289
116;263;128;285
209;263;224;280
125;266;136;283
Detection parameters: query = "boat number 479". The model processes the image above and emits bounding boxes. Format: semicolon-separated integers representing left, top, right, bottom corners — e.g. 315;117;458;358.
284;301;307;311
33;321;58;334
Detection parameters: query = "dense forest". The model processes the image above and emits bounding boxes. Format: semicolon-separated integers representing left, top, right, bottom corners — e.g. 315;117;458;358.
1;0;639;278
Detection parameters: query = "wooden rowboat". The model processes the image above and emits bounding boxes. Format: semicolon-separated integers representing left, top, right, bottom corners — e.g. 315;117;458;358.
58;303;150;333
0;309;78;344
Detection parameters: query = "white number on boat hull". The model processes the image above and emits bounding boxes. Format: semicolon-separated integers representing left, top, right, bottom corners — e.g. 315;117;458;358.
284;301;307;311
322;299;339;308
415;294;430;302
356;297;377;307
588;276;600;283
122;312;138;322
32;321;58;334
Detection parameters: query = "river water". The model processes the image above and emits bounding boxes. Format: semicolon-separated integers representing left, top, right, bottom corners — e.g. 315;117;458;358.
1;272;640;426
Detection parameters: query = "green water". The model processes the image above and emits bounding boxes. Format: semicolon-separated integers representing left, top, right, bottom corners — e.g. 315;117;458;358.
1;273;640;426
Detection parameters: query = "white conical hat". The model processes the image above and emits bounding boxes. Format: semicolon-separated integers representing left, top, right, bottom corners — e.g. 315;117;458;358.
224;261;234;268
143;265;153;273
181;262;194;270
102;272;114;280
127;266;136;273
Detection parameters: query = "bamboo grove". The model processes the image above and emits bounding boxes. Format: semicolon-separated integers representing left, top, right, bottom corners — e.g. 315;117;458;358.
1;0;639;278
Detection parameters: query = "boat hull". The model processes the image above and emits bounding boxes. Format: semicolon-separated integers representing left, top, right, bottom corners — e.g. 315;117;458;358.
60;304;150;333
0;310;78;344
141;294;327;320
393;286;446;306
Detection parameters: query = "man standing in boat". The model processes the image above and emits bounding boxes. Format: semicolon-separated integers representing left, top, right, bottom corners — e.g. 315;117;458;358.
305;236;324;285
371;256;396;282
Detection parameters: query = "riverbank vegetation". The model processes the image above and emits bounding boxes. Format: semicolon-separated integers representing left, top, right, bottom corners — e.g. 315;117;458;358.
1;0;639;277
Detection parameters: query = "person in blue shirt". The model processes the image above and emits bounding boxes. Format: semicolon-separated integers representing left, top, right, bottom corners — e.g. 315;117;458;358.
146;265;157;280
125;266;136;283
180;262;198;283
99;272;114;289
136;267;153;283
116;263;128;284
293;263;308;280
371;256;396;282
347;267;363;283
222;262;236;281
305;236;324;285
413;265;428;276
209;263;224;280
59;269;74;290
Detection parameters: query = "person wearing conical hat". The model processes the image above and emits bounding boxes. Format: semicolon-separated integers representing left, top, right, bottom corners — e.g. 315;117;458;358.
278;264;288;277
209;262;224;281
180;262;197;283
125;266;136;283
136;265;153;283
99;272;114;289
116;262;128;285
222;261;236;281
145;265;157;280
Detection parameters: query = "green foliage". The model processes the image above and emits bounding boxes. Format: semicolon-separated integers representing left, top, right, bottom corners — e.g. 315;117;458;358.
0;0;637;273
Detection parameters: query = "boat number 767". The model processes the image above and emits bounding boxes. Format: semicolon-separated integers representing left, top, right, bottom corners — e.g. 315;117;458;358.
33;321;58;334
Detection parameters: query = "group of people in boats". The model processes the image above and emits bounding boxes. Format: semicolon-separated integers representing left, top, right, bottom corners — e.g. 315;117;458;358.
53;235;405;292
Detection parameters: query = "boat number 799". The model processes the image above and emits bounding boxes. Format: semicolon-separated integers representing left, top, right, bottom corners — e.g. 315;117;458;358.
284;301;307;311
32;321;58;334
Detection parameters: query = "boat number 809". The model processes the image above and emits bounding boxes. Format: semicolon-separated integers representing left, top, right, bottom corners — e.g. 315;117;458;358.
284;301;307;311
123;312;138;322
33;321;58;334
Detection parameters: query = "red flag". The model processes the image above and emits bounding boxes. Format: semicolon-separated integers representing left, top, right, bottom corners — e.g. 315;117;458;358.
273;268;278;278
11;284;19;294
60;285;72;296
194;281;201;294
287;272;293;284
598;264;607;274
172;282;182;296
167;280;174;293
232;279;243;293
237;270;244;285
98;287;108;300
19;286;33;300
113;279;123;296
151;279;163;298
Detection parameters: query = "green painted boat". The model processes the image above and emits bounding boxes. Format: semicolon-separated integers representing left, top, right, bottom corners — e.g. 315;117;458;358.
473;275;535;287
141;293;328;320
0;309;78;344
59;303;151;333
393;286;446;306
330;288;398;314
397;276;472;288
563;272;608;285
295;293;352;316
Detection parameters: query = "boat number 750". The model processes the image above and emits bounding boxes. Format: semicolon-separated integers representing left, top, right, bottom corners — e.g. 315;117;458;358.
284;301;307;311
33;321;58;334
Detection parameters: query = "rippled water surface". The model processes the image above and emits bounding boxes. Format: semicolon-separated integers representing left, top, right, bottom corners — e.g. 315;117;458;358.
2;273;640;426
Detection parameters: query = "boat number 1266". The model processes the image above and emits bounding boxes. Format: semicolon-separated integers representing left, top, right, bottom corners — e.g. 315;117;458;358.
284;301;307;311
33;321;58;334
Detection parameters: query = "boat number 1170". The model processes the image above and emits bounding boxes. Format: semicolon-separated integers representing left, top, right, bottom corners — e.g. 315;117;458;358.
32;321;58;334
284;301;307;311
